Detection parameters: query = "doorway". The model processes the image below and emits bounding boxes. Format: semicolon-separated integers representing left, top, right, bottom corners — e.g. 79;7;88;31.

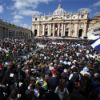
34;29;37;36
65;31;68;37
44;31;48;36
55;31;57;37
78;29;83;38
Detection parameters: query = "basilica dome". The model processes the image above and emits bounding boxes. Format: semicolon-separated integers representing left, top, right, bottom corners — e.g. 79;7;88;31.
53;4;66;16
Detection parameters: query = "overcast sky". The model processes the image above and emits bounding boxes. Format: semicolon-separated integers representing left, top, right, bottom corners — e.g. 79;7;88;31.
0;0;100;29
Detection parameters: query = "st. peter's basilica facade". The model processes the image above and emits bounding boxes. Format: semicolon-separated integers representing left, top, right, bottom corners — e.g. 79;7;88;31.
32;4;99;38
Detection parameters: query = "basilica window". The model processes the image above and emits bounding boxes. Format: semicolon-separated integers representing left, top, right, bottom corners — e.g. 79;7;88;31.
35;18;37;21
80;23;84;28
45;17;48;20
71;24;74;28
67;15;70;18
55;24;58;28
73;16;76;19
81;15;84;18
71;30;74;33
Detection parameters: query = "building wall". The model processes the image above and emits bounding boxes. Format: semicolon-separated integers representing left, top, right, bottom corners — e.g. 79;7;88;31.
32;5;100;39
32;5;89;38
88;15;100;30
0;20;32;39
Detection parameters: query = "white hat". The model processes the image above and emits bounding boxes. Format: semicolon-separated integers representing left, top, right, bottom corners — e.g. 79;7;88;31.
80;71;91;77
63;61;67;65
67;61;71;66
83;67;89;72
64;69;67;73
71;65;76;69
49;66;54;71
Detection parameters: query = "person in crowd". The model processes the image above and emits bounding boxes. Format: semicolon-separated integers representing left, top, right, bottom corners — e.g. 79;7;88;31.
55;78;69;100
0;38;99;100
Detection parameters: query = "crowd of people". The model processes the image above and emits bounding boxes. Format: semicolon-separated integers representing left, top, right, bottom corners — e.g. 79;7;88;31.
0;38;100;100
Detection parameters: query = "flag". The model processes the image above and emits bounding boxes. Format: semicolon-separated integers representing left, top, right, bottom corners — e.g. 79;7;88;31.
91;38;100;50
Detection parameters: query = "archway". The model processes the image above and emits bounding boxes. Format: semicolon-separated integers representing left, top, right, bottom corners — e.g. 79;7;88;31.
59;33;61;37
55;31;57;37
65;31;68;37
34;29;37;36
44;31;48;36
51;33;53;36
78;29;83;38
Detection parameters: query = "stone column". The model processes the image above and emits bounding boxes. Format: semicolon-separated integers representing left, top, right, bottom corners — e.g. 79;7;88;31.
48;24;50;36
69;24;72;37
53;23;55;37
83;23;87;37
32;24;34;34
42;24;45;36
64;24;65;36
37;24;40;36
49;24;51;36
74;23;78;37
61;24;63;36
57;24;60;36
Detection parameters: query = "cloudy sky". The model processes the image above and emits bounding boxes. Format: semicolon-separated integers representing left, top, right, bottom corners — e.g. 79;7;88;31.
0;0;100;29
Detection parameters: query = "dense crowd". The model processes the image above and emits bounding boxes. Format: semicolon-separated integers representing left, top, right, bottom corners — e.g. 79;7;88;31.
0;38;100;100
